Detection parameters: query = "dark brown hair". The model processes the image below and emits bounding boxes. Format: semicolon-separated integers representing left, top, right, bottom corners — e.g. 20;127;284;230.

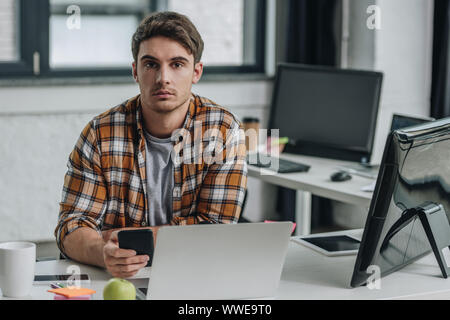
132;11;204;64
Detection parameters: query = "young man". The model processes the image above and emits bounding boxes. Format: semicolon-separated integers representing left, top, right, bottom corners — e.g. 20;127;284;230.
55;12;247;278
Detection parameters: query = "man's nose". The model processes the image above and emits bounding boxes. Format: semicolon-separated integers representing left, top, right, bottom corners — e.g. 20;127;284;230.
156;65;171;85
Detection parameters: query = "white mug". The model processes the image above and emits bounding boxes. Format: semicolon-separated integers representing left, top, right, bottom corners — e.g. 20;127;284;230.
0;242;36;298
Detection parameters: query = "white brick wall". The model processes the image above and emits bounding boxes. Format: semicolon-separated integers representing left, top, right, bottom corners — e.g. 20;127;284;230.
0;0;18;61
0;112;97;242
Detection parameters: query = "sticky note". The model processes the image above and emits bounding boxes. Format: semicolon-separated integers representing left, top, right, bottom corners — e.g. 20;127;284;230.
274;137;289;145
54;294;92;300
264;220;296;234
48;287;96;298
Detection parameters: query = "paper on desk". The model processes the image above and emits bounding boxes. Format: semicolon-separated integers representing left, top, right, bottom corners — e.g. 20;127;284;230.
361;181;376;192
336;166;378;179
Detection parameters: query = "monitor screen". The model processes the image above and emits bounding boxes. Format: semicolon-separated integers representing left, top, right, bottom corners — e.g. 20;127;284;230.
268;63;383;163
350;117;450;287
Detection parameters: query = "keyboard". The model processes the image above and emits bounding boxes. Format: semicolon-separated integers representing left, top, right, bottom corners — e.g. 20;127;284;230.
247;154;310;173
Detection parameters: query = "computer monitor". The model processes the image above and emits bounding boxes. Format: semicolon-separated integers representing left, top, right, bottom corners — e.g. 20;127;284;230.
268;63;383;164
350;117;450;287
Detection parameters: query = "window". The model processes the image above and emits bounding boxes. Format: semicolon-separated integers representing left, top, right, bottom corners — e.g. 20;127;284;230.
168;0;265;73
0;0;266;78
49;0;149;69
0;0;20;62
0;0;44;77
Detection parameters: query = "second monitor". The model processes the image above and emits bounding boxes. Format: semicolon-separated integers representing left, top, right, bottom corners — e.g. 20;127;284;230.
269;63;383;164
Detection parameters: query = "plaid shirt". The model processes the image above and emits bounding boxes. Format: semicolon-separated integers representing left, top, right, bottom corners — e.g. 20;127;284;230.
55;94;247;254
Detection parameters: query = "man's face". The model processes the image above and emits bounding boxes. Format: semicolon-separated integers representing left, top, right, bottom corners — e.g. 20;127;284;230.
132;36;203;114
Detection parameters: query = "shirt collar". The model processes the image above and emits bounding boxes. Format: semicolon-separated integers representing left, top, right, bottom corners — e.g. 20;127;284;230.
135;94;198;136
135;95;145;135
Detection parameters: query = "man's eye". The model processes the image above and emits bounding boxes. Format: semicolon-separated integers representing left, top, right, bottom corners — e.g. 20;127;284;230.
145;62;157;69
173;62;183;68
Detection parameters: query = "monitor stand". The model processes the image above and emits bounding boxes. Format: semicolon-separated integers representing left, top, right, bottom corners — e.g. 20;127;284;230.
380;201;450;278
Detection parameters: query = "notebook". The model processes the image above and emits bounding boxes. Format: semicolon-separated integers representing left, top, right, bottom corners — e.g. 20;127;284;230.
140;222;293;300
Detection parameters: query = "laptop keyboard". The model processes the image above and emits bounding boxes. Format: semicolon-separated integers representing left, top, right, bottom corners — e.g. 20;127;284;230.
247;154;310;173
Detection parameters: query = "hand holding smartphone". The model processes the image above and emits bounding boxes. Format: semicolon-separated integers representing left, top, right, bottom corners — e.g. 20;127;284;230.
118;229;154;267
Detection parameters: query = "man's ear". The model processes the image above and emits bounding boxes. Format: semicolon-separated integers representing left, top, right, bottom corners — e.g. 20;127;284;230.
192;62;203;84
132;61;138;83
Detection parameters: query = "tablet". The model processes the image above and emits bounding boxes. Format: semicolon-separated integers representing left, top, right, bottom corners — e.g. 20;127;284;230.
293;235;360;256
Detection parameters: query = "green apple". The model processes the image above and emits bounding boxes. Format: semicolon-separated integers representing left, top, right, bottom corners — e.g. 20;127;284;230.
103;278;136;300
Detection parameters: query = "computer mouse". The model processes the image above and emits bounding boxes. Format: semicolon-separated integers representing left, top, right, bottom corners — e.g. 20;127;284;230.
330;171;352;182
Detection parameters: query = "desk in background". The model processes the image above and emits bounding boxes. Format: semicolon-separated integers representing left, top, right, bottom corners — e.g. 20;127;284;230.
248;153;376;235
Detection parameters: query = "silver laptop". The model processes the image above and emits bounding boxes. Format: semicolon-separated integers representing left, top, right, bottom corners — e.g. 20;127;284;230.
144;222;293;300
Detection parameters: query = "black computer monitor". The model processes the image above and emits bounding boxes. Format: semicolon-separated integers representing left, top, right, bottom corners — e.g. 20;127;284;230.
268;63;383;164
350;117;450;287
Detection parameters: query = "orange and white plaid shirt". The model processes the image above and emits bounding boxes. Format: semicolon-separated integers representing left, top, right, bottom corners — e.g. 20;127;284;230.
55;94;247;254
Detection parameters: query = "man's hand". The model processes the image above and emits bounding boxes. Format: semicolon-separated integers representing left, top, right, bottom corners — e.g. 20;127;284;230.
102;231;149;278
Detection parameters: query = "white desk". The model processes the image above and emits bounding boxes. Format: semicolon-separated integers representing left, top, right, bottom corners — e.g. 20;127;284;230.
248;153;375;235
279;229;450;299
3;230;450;300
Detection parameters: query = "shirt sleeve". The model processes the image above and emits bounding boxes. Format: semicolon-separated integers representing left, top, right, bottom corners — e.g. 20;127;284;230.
55;120;107;256
171;120;248;225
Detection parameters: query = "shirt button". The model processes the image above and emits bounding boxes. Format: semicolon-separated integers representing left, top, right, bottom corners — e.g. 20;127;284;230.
141;221;147;227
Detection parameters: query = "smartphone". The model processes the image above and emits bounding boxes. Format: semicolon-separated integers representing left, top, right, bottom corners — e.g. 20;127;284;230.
34;274;90;284
118;229;154;267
